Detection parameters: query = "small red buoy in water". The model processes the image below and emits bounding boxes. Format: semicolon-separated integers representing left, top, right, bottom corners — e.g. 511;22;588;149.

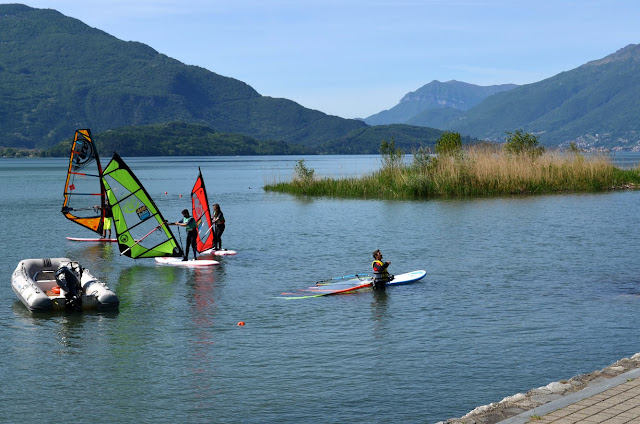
238;321;245;326
164;191;167;195
179;194;182;198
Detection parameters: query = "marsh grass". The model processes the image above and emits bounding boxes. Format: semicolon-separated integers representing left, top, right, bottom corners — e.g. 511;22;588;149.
264;145;640;199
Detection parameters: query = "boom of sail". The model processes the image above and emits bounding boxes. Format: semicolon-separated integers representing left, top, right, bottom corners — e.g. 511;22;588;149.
101;153;183;259
61;129;105;235
191;167;215;253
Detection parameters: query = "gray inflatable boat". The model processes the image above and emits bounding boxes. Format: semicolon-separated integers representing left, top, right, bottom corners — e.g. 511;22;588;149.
11;257;119;312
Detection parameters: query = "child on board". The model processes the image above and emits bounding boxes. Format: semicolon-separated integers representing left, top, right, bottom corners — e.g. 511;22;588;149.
102;203;113;239
171;209;197;261
372;249;392;290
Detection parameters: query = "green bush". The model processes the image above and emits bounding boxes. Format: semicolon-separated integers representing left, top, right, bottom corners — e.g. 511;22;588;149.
380;137;405;174
435;131;462;157
504;129;545;158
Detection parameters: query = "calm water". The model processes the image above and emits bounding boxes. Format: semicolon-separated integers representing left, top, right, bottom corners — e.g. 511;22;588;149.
1;155;639;423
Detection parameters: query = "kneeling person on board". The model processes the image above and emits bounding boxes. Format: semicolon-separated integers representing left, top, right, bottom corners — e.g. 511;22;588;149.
372;249;392;290
172;209;197;261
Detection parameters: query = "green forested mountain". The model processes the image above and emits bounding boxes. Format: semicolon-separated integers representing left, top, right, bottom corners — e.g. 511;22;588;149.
406;106;464;128
0;4;367;149
364;80;517;126
442;44;640;149
41;123;310;157
319;124;472;154
38;122;447;157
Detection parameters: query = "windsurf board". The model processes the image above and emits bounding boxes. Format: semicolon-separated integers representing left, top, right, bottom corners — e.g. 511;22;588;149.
199;248;237;256
66;237;117;242
154;257;220;267
282;269;426;299
387;269;427;286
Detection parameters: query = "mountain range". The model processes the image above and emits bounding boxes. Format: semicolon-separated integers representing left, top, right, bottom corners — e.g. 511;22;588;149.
365;80;518;127
364;46;640;151
2;4;446;153
1;4;639;153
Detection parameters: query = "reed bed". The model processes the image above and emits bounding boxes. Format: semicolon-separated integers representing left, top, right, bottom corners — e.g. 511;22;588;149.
264;146;640;199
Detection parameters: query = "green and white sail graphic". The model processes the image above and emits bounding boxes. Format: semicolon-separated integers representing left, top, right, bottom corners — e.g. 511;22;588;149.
101;153;183;259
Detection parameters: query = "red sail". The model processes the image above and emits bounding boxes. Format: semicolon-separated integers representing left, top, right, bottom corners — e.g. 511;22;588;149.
191;168;214;253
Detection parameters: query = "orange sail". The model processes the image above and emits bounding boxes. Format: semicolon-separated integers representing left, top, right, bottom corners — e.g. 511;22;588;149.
61;129;105;235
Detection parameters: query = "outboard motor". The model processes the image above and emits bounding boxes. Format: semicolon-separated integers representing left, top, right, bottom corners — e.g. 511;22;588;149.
55;266;83;311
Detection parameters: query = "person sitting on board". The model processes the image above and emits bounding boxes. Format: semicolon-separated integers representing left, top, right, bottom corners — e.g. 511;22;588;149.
212;203;225;250
372;249;393;290
172;209;198;261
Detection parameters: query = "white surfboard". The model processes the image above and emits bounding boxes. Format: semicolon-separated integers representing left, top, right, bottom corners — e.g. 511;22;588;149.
387;270;427;286
66;237;117;242
199;248;237;256
154;257;220;267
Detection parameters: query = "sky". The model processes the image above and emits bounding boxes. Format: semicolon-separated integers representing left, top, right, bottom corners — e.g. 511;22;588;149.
4;0;640;119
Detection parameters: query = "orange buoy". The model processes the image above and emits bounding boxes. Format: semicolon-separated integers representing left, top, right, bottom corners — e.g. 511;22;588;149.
52;286;60;295
237;321;245;326
164;191;167;195
179;194;182;198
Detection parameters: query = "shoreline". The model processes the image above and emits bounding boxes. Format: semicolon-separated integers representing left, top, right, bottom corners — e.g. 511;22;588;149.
438;352;640;423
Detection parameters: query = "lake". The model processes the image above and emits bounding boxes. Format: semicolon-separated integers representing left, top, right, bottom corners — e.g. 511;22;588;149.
1;154;639;423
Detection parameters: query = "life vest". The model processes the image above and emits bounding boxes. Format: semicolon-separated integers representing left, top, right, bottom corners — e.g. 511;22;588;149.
183;216;197;232
372;260;390;283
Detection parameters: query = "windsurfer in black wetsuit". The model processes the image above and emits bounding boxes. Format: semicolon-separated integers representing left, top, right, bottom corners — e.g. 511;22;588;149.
371;249;392;291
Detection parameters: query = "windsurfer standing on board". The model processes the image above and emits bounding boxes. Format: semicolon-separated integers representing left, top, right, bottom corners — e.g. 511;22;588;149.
93;203;113;240
102;203;113;240
171;209;197;261
372;249;392;291
212;203;225;250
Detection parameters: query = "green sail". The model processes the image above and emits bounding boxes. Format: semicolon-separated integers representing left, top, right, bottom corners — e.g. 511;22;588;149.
101;153;183;259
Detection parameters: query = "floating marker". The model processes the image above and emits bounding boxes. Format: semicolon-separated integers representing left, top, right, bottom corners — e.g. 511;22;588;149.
237;321;245;326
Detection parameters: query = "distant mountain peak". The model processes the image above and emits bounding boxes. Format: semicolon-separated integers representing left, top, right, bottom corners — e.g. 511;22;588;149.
586;43;640;67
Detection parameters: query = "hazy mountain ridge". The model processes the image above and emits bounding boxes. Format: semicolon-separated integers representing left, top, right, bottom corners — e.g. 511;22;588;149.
364;80;518;126
440;44;640;149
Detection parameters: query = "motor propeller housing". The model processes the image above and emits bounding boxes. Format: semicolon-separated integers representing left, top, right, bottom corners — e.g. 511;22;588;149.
55;265;83;311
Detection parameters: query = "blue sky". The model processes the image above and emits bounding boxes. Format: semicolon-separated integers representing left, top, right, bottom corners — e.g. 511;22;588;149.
5;0;640;118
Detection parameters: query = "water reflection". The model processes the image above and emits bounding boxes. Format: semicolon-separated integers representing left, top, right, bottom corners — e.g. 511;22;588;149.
115;263;181;308
10;302;118;356
370;290;389;340
186;266;222;403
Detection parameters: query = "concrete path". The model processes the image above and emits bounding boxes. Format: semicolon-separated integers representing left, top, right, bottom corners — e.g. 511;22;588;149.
500;367;640;423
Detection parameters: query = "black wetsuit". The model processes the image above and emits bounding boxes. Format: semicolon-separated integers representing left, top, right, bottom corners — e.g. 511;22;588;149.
213;211;225;249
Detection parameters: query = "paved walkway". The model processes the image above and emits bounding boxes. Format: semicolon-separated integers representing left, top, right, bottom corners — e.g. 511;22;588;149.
501;368;640;423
